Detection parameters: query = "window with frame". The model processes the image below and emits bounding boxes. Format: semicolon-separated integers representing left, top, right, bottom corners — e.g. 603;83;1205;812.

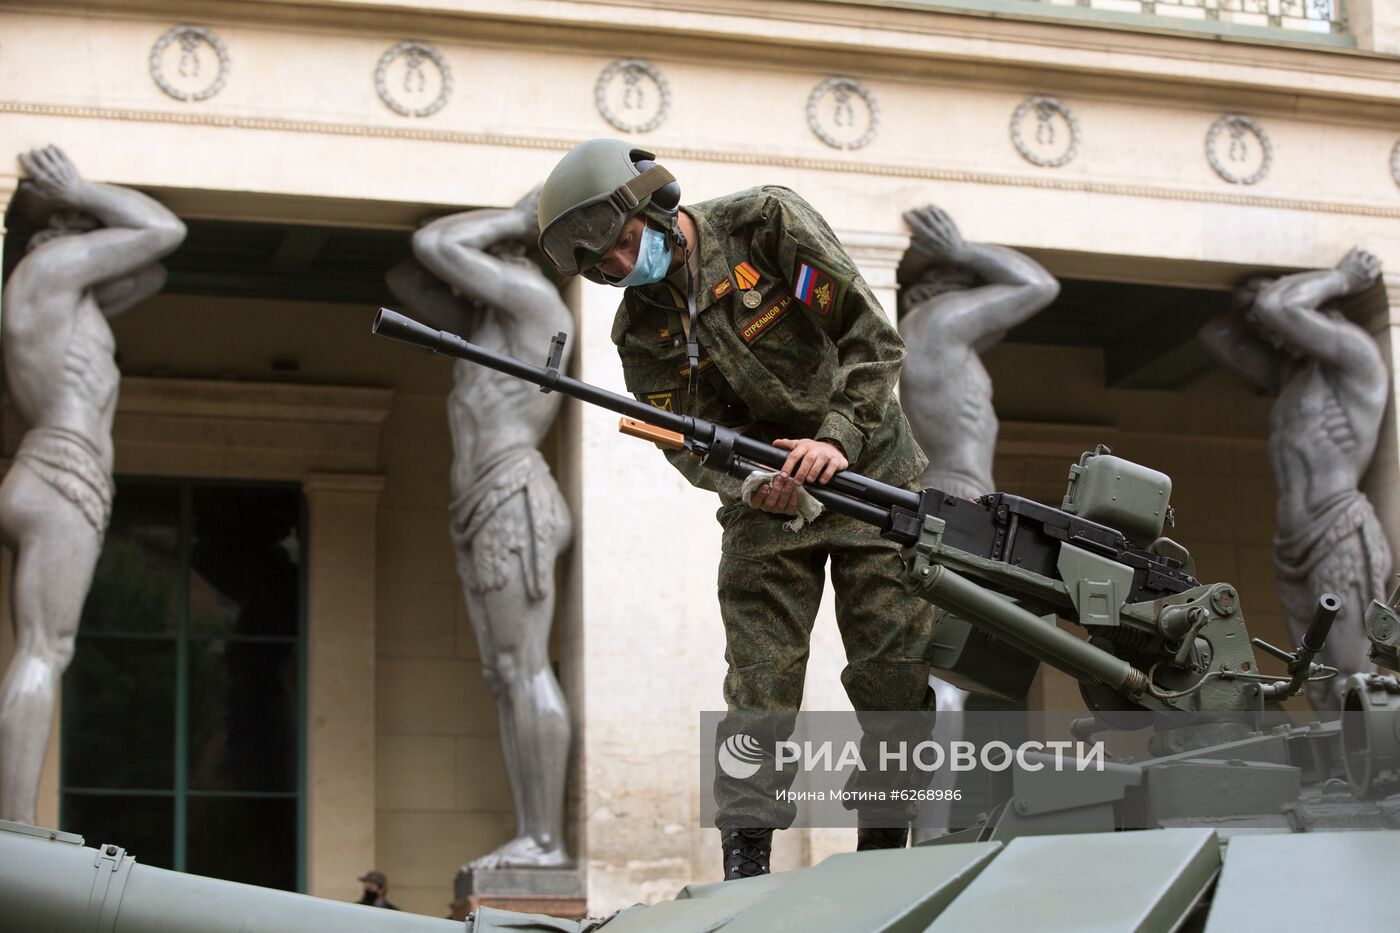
60;479;306;891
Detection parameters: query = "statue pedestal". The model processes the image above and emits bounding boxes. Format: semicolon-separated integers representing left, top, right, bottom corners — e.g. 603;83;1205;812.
449;865;587;921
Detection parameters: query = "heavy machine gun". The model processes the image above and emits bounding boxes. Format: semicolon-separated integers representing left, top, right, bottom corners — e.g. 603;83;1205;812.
371;309;1339;757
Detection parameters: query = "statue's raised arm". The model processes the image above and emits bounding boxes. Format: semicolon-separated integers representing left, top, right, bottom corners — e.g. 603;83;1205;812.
1249;248;1387;395
8;146;184;315
1198;281;1287;395
900;205;1059;354
409;187;560;340
385;255;474;335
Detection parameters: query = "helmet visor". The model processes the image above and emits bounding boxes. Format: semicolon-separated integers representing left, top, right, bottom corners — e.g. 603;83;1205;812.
537;163;677;277
539;195;627;277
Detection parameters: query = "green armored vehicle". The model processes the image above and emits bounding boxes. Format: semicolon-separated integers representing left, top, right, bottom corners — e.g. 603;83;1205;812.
3;312;1398;931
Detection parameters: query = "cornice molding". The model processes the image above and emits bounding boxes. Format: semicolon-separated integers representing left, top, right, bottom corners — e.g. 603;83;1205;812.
6;99;1399;222
4;0;1399;117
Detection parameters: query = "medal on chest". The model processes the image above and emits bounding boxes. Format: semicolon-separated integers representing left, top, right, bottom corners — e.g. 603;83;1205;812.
734;261;763;309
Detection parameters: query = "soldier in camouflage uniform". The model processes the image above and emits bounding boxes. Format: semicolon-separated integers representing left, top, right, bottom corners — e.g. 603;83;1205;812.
538;139;937;879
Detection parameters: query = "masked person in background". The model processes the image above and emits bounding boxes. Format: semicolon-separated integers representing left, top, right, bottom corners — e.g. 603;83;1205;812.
537;140;937;879
356;870;398;910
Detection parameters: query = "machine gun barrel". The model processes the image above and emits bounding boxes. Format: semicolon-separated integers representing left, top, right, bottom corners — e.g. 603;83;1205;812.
1302;593;1341;657
1250;593;1341;700
1287;593;1341;695
373;308;919;532
374;306;693;435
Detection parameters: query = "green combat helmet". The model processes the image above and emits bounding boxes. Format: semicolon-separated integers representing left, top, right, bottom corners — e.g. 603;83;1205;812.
536;138;680;282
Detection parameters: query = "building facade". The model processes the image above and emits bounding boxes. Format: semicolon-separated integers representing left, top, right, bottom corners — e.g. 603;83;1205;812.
1;0;1399;916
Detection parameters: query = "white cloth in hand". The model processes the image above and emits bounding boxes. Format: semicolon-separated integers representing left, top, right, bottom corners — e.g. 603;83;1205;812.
740;470;826;532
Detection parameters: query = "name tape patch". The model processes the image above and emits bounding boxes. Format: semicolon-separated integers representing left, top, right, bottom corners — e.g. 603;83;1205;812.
741;295;793;343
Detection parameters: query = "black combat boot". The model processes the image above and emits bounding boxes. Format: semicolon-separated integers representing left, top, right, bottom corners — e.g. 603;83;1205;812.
721;828;773;880
856;826;908;851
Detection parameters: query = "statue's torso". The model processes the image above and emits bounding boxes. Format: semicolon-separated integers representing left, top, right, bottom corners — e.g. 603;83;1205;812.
447;305;567;497
1270;359;1378;536
899;329;996;498
2;290;119;466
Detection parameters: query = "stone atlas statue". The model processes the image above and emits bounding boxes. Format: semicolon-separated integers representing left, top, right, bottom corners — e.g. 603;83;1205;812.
0;145;185;823
1200;248;1391;710
386;187;574;870
897;204;1059;707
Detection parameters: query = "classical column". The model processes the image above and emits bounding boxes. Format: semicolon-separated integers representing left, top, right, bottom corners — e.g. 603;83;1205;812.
839;230;910;326
303;472;386;898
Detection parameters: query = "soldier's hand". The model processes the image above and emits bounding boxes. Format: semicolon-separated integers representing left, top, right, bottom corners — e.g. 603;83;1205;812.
18;145;84;206
774;438;848;486
903;206;965;263
1337;247;1381;294
748;473;799;515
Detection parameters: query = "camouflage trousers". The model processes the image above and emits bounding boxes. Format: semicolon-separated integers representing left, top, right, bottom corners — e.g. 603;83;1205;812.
712;489;938;830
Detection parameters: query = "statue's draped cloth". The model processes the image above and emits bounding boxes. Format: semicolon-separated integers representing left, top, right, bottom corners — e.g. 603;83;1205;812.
1274;488;1390;628
449;447;566;598
12;426;113;535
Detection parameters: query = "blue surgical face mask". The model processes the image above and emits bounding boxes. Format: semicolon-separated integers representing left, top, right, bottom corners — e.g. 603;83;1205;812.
613;223;672;287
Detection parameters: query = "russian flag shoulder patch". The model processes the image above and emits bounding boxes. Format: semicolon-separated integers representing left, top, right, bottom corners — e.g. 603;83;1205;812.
792;257;842;317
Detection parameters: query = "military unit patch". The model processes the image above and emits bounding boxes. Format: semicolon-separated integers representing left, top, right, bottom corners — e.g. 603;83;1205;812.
793;260;838;316
734;262;761;290
644;390;675;412
741;295;793;343
712;278;734;301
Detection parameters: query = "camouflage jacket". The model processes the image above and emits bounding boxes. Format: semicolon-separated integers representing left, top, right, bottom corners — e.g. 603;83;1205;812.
610;186;928;501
